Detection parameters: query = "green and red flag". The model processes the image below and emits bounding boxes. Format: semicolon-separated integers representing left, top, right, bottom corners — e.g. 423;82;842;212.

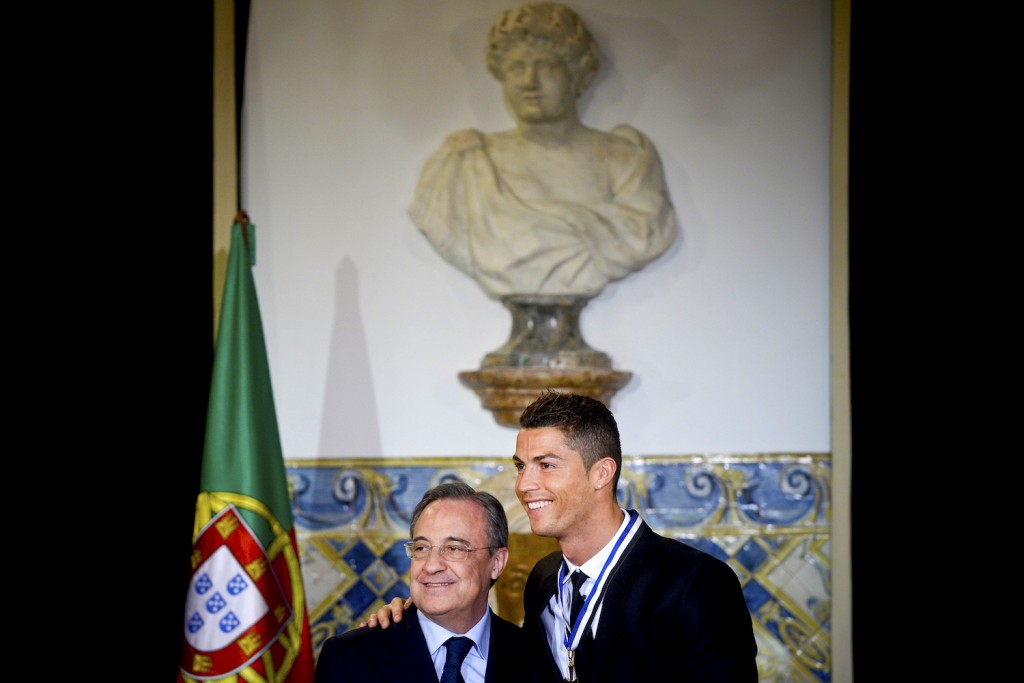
178;214;314;683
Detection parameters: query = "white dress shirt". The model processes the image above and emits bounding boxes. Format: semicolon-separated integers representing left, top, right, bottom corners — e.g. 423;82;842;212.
542;508;633;679
418;609;490;683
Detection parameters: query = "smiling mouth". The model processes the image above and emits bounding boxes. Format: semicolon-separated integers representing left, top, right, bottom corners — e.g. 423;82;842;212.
527;501;551;510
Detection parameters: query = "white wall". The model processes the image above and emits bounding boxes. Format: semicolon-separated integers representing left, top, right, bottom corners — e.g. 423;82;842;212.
242;0;833;459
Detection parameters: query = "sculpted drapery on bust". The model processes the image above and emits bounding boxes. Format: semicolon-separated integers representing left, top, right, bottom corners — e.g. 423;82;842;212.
408;2;678;300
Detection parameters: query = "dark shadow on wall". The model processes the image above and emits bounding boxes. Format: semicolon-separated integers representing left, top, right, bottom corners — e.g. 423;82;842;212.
318;258;383;455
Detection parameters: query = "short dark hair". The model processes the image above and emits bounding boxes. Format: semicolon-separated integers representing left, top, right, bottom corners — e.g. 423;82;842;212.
519;391;622;489
409;480;509;554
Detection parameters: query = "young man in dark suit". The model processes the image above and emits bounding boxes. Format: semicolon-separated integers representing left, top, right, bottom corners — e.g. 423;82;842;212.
314;481;546;683
513;391;758;682
371;392;758;681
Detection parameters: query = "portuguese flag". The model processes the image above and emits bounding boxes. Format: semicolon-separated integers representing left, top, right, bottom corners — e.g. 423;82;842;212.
178;214;315;683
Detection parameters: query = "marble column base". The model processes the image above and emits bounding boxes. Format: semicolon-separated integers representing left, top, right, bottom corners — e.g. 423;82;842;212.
481;295;611;369
458;367;632;428
459;295;632;427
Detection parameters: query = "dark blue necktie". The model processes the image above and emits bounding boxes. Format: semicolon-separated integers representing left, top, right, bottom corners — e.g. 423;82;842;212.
440;636;472;683
569;569;589;627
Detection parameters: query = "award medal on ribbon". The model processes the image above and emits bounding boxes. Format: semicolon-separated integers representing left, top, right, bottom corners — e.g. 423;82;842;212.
560;509;641;682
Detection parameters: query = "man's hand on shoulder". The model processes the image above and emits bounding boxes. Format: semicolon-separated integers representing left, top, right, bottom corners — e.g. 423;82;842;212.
358;596;413;629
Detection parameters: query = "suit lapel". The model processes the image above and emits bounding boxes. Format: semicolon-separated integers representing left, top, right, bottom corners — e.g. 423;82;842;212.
527;553;562;623
396;606;445;681
577;522;650;678
485;612;520;682
529;553;564;677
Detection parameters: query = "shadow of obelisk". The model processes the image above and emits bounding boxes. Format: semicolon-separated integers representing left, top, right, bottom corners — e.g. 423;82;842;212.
459;294;631;427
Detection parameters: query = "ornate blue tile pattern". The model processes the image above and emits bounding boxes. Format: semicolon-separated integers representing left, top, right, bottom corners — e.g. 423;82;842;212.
286;453;831;682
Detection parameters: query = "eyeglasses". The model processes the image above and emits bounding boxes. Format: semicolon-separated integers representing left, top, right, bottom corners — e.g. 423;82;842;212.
404;541;499;562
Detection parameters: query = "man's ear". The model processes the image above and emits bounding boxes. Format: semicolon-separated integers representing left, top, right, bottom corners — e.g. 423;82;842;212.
592;457;617;491
490;546;509;580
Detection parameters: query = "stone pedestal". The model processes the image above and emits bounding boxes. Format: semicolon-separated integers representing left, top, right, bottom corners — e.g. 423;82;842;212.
459;295;632;427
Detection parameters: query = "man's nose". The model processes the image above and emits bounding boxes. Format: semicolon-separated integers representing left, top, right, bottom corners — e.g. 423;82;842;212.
422;546;451;569
516;468;537;491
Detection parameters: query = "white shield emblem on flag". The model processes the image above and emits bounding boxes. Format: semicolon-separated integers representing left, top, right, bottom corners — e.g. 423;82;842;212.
180;504;293;679
185;544;271;651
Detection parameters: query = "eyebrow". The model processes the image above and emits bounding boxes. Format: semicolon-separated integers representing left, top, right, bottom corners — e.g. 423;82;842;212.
411;534;473;545
520;452;562;463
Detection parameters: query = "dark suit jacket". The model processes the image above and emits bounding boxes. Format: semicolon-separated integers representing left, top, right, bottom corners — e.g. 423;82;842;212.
314;606;547;683
523;520;758;682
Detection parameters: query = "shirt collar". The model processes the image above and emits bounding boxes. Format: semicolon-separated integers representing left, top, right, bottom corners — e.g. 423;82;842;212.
417;607;491;660
562;507;632;584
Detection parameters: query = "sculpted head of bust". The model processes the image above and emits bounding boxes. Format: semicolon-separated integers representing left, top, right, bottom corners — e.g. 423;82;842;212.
486;2;600;99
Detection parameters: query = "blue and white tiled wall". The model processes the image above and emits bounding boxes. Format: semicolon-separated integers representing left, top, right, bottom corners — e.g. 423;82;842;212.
287;453;831;682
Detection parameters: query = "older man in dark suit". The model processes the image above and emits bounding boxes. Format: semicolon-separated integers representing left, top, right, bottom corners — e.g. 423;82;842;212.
313;481;546;683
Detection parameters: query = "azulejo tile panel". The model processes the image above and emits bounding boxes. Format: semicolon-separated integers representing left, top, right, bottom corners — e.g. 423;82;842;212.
286;453;831;682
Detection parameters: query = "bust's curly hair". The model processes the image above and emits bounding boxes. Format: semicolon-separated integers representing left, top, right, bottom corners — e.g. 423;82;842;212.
486;2;600;97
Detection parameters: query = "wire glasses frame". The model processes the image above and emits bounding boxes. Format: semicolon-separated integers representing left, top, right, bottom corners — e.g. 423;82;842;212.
404;541;500;561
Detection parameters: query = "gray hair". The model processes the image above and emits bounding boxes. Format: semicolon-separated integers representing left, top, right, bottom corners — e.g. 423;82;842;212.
409;480;509;552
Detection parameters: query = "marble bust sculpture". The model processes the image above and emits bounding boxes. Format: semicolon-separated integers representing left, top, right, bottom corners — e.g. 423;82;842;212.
410;2;676;423
408;1;678;300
